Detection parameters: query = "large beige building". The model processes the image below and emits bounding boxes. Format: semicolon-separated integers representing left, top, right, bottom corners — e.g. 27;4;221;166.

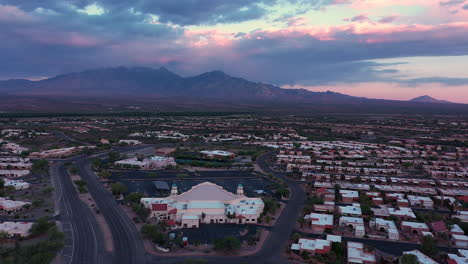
141;182;264;228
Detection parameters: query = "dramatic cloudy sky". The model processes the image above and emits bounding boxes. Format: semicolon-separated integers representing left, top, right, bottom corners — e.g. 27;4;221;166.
1;0;468;102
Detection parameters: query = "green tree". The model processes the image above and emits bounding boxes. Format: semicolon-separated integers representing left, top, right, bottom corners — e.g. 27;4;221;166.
184;258;207;264
91;158;102;170
275;188;290;198
111;182;128;195
401;254;420;264
108;152;120;163
214;236;241;252
30;217;54;236
69;166;78;175
421;235;438;257
125;192;144;204
32;159;49;174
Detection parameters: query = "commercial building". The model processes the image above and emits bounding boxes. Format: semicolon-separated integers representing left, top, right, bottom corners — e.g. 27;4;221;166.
201;150;235;160
141;182;264;228
115;156;176;170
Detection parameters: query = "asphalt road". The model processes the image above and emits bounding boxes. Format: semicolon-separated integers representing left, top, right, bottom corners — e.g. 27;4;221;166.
53;147;305;264
51;161;110;264
73;157;147;264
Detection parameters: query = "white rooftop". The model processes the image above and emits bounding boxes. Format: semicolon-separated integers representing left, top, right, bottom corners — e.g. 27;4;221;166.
402;250;438;264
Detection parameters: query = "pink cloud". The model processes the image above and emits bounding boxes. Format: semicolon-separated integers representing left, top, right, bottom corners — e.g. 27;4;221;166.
19;30;104;47
0;4;37;23
285;82;468;103
246;21;468;45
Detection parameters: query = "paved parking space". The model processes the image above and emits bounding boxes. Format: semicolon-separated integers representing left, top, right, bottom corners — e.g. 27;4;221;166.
112;170;274;197
170;224;260;244
110;170;260;180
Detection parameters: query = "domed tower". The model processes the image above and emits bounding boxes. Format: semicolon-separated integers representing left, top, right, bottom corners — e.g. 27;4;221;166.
237;184;244;196
171;183;178;196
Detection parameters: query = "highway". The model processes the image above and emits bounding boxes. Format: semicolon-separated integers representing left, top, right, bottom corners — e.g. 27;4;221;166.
72;157;147;264
50;161;110;264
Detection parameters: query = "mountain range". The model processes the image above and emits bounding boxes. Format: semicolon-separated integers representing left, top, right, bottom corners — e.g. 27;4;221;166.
0;66;466;114
0;66;364;103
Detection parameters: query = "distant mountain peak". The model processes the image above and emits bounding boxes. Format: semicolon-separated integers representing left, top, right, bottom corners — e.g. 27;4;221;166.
158;66;170;72
410;95;452;104
204;70;229;77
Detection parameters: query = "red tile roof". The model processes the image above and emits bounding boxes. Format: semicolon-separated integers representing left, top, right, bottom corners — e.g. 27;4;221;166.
165;219;176;226
168;208;177;214
430;220;448;232
316;187;327;195
151;204;167;211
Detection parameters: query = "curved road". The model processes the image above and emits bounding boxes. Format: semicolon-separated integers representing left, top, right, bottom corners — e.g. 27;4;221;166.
56;148;305;263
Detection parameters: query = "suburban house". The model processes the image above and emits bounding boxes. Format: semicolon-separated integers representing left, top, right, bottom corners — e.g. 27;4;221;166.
0;198;31;214
0;221;33;238
401;250;438;264
4;179;30;190
290;238;331;256
339;204;362;217
369;218;399;240
452;234;468;248
430;220;448;235
340;190;359;204
450;224;465;236
305;213;333;233
407;195;434;209
387;207;416;220
314;201;335;213
141;182;264;228
339;216;365;237
347;242;376;264
401;221;430;235
447;249;468;264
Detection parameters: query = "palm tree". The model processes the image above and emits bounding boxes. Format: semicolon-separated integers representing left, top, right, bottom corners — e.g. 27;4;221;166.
201;212;206;223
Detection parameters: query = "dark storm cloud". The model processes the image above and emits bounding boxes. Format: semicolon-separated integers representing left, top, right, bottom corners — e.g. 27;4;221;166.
439;0;466;6
403;77;468;86
1;0;468;89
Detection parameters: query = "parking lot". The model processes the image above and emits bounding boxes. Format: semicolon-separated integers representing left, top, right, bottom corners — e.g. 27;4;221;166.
170;224;261;244
110;170;275;197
